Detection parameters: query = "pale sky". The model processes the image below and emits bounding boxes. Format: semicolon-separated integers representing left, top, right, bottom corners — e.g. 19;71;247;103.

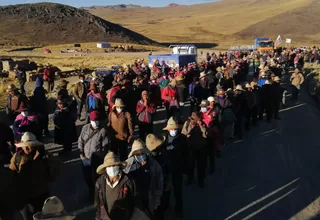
0;0;216;7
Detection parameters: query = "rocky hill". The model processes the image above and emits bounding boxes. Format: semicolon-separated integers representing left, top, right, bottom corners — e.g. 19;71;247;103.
0;3;157;46
82;4;145;10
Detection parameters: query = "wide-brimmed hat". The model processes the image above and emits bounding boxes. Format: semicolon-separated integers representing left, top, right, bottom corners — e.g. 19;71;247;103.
199;72;207;79
199;100;209;107
113;98;125;109
128;139;151;158
260;72;266;77
207;96;216;103
188;112;201;121
245;83;252;89
6;84;18;92
169;79;177;87
235;85;244;91
216;67;222;72
33;196;75;220
96;152;127;175
58;80;69;87
16;132;43;148
274;76;281;81
146;134;166;152
175;74;184;81
264;80;271;85
163;117;181;131
92;72;97;78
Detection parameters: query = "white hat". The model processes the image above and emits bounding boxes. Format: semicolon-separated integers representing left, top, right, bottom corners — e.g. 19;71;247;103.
16;132;43;148
235;85;244;91
264;80;271;85
207;96;215;102
33;196;75;220
245;83;252;88
274;76;281;81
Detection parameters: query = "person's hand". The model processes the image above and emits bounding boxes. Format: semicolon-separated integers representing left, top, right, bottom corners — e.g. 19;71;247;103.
143;99;148;106
172;96;175;100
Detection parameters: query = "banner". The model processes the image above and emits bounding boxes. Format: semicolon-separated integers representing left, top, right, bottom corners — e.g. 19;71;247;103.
274;35;282;47
286;38;292;44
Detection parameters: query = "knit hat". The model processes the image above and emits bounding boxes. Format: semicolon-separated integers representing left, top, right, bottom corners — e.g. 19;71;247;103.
89;111;101;121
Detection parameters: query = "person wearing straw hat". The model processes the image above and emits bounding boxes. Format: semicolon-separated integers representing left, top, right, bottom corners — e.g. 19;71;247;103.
9;132;51;220
271;76;285;120
95;152;144;220
162;117;186;218
33;196;75;220
136;91;156;140
244;83;255;130
108;98;133;161
290;68;304;102
259;80;273;122
6;83;28;123
161;79;179;119
13;103;39;140
53;98;77;155
145;134;171;220
182;112;207;188
233;85;247;140
124;139;163;217
78;110;109;201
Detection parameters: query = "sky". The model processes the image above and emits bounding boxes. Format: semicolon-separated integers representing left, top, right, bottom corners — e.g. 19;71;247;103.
0;0;216;7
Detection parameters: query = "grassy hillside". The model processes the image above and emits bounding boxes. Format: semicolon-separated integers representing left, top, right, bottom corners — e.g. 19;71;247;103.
89;0;317;46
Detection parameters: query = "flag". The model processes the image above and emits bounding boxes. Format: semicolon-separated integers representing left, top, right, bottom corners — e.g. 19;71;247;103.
274;35;282;47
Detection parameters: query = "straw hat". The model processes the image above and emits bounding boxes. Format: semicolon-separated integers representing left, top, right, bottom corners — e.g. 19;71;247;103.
216;67;222;72
175;74;184;81
92;72;97;78
264;80;271;85
128;139;150;158
274;76;281;82
6;84;17;92
16;132;43;148
260;72;266;77
96;152;127;175
199;100;209;107
245;83;252;89
235;85;244;91
33;196;75;220
112;98;125;109
163;117;180;131
145;134;166;152
199;72;207;79
169;79;177;87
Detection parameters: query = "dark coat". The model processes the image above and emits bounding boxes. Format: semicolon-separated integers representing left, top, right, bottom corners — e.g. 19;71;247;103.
31;87;48;114
271;82;285;102
53;109;77;145
232;92;248;115
260;84;273;107
95;173;137;220
0;123;15;163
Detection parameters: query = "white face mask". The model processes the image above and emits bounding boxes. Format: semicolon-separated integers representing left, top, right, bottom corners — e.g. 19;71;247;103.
80;80;84;83
134;154;147;163
201;107;208;113
163;76;167;79
106;166;120;178
152;80;156;83
90;121;100;128
169;130;178;137
21;111;28;117
116;108;123;113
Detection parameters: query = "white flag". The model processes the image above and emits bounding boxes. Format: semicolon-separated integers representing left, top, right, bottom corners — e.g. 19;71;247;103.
275;35;282;47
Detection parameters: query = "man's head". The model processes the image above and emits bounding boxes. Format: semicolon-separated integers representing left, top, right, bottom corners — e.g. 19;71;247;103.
79;75;85;82
141;90;149;100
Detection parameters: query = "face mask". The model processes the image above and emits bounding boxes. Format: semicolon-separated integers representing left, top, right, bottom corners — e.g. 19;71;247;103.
201;107;207;113
116;108;123;113
80;80;84;83
163;76;167;79
169;130;178;137
152;80;156;83
106;166;120;178
135;154;147;163
21;111;28;117
90;121;100;128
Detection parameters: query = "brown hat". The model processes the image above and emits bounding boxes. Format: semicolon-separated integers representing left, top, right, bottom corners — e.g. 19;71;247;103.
96;152;127;175
128;139;150;158
113;98;125;108
145;134;166;152
189;112;201;121
163;117;181;131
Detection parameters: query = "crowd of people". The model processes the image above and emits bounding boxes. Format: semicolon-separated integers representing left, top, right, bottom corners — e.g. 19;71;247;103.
0;47;309;220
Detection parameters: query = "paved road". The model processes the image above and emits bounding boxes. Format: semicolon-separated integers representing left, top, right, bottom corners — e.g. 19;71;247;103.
44;85;320;220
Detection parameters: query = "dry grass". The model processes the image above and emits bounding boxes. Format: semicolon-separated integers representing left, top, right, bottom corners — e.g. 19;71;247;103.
90;0;316;45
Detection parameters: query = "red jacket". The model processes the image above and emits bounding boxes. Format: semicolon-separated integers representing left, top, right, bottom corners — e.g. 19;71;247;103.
161;86;177;104
136;100;156;123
